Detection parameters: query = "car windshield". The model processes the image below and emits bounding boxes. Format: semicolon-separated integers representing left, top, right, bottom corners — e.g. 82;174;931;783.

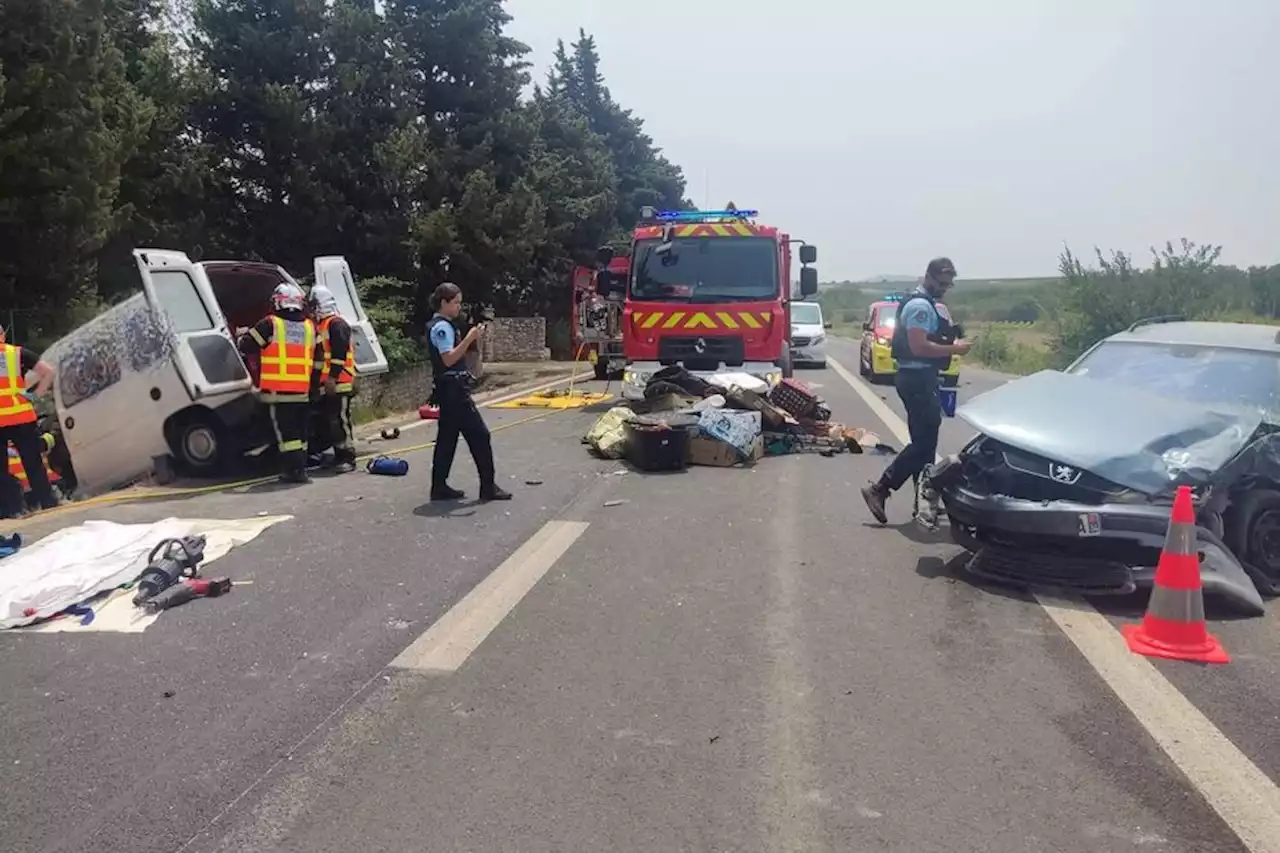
874;305;897;328
1070;341;1280;422
791;303;822;324
630;237;777;303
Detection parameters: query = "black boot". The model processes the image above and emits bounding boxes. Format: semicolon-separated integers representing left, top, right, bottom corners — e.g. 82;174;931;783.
861;481;889;524
479;484;512;502
431;484;465;501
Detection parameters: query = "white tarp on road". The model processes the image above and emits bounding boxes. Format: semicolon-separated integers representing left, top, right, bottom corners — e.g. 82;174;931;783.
1;515;292;632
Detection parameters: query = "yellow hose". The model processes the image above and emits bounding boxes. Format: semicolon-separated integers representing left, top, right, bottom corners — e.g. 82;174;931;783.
29;410;557;521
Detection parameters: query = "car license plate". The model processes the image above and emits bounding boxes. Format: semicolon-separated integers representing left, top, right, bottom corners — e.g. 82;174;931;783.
1077;512;1102;537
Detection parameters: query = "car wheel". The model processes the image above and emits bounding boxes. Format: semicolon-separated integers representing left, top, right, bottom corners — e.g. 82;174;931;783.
859;355;869;376
1225;488;1280;594
780;347;794;379
167;410;226;476
593;360;609;381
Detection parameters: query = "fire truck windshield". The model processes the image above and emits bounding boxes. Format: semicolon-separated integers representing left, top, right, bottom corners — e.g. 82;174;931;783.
629;237;778;303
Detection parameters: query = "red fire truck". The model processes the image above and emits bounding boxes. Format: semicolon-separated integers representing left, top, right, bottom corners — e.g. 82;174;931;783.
570;256;629;380
596;206;817;400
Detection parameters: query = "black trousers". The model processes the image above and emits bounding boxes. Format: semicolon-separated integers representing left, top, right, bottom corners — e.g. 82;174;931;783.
431;380;495;489
313;392;356;464
878;368;942;493
267;398;311;475
1;422;56;510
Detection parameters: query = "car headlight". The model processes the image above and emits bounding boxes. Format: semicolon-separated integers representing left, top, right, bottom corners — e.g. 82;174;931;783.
811;334;825;345
624;370;648;385
764;370;781;385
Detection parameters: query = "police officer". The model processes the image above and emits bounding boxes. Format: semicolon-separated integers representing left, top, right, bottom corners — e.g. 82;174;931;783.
0;324;58;511
307;284;358;474
861;257;971;523
239;283;317;483
427;283;511;502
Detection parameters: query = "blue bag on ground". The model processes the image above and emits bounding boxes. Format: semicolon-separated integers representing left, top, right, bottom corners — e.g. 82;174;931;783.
367;456;409;476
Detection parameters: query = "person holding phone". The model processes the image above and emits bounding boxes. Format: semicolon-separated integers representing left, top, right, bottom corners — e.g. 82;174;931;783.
426;283;511;502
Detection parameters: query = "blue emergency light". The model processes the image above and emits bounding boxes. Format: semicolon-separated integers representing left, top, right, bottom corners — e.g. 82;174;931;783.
883;292;906;302
652;208;758;222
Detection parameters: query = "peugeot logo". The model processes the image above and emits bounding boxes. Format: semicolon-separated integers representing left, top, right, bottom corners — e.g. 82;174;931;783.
1049;463;1082;484
693;337;707;355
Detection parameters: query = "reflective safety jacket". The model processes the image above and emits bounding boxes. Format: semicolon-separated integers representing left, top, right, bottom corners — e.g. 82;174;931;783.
7;434;60;491
0;344;37;427
257;315;316;395
316;315;355;393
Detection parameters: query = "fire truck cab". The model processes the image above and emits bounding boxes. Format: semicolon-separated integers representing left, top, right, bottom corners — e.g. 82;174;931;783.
597;206;817;400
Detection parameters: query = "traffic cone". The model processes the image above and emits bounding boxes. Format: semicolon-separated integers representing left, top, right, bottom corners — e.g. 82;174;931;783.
1121;485;1229;664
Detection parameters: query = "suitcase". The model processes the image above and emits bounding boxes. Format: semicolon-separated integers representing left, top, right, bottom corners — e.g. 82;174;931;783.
624;414;697;472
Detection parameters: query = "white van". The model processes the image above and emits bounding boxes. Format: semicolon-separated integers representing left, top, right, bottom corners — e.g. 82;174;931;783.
43;249;388;496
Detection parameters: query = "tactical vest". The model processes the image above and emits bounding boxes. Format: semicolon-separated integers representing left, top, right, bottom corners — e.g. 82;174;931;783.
890;291;954;373
259;315;316;395
428;316;464;379
0;344;37;427
316;315;356;393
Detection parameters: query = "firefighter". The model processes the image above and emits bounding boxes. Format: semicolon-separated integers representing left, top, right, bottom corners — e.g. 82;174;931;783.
239;283;317;483
427;283;510;502
0;324;58;511
7;432;62;511
307;284;357;473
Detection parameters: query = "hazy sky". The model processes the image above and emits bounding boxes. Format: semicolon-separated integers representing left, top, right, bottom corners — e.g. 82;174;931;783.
504;0;1280;280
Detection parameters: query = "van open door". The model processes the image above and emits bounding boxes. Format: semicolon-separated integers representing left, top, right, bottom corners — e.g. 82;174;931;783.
313;256;389;376
133;249;254;400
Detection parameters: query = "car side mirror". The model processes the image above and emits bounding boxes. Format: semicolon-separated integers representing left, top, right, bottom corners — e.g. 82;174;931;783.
798;267;818;297
798;244;817;265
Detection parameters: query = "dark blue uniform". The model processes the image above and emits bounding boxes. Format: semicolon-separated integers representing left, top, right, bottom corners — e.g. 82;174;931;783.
427;315;502;500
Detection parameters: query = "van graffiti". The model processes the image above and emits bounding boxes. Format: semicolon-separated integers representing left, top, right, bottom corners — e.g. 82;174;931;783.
51;300;176;409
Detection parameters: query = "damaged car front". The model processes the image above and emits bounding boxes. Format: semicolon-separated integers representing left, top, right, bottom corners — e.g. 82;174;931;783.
930;332;1280;616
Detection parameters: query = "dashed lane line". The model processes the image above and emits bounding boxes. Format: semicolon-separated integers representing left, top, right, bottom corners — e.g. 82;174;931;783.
389;520;589;673
827;354;1280;853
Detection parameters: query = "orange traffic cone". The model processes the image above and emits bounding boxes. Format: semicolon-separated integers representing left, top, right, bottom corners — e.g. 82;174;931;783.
1121;485;1229;664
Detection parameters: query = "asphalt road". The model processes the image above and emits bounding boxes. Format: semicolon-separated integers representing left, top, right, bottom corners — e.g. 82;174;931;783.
1;344;1276;853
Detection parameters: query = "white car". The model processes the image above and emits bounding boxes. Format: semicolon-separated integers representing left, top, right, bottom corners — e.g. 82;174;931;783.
789;301;830;367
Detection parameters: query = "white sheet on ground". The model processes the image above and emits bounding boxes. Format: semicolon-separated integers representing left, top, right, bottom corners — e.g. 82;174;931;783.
706;373;769;394
1;515;292;632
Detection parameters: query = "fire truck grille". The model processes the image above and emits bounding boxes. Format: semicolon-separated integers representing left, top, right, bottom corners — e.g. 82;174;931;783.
657;335;745;366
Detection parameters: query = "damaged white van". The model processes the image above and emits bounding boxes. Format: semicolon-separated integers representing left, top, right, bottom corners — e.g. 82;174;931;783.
43;249;388;496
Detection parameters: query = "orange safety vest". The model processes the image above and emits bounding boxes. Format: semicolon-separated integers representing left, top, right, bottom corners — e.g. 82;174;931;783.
7;437;60;491
316;315;356;393
0;344;37;427
258;315;316;395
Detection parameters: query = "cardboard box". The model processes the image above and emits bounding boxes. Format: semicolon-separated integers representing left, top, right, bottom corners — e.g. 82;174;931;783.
689;433;764;467
697;409;762;456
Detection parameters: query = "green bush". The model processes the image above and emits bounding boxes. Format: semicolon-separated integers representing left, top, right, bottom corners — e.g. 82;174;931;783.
357;276;427;373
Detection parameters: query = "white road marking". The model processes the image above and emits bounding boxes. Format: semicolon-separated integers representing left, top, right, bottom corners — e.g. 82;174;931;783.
390;520;589;673
827;354;1280;853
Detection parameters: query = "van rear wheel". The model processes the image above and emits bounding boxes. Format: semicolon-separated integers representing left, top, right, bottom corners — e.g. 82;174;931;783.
168;411;226;476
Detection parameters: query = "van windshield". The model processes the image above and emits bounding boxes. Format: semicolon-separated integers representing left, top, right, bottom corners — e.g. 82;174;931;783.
791;303;822;324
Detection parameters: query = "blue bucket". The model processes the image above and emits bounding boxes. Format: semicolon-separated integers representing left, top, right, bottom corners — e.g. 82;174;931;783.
938;387;958;418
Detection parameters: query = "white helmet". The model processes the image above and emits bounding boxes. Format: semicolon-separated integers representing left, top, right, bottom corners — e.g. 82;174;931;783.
271;282;305;312
307;284;339;319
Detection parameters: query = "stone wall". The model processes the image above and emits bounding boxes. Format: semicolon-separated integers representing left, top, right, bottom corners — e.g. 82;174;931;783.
482;317;547;362
358;363;432;413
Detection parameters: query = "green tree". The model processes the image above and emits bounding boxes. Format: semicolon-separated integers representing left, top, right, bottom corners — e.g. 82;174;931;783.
0;0;150;342
188;0;331;269
98;0;210;303
546;30;688;233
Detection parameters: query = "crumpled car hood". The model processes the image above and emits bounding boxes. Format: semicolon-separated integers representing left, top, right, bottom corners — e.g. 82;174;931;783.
957;370;1263;495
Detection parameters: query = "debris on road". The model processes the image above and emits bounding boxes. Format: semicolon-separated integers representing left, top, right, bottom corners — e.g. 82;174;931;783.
366;456;410;476
582;367;891;470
